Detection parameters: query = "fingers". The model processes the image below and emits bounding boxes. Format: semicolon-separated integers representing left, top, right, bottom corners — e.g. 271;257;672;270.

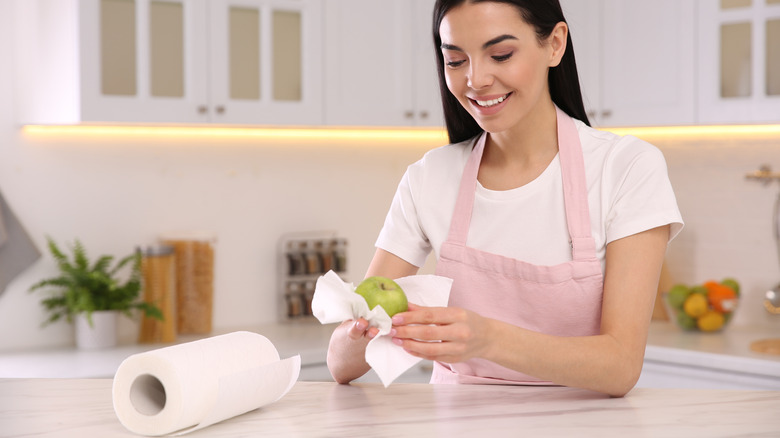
392;337;465;363
392;304;465;326
345;318;380;340
389;306;486;363
346;318;368;340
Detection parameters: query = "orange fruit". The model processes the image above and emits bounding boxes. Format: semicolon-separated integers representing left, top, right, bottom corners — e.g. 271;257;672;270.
704;281;738;313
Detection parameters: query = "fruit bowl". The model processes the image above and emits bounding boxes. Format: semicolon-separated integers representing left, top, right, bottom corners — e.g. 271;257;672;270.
663;278;740;332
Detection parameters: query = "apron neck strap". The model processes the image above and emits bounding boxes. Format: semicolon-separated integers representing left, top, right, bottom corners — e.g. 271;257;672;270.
556;107;596;260
445;132;486;245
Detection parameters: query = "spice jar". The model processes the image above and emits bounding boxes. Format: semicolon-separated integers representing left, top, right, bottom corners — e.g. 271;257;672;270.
138;245;177;343
286;281;304;318
333;238;348;273
286;241;306;276
317;240;333;273
302;241;321;274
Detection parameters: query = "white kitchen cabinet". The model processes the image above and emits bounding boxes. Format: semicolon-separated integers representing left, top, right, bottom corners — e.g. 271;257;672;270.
637;345;780;391
15;0;322;125
638;358;780;390
322;0;443;127
697;0;780;124
561;0;696;127
636;323;780;391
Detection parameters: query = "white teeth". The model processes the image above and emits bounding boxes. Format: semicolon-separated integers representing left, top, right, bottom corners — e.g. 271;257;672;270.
475;94;508;107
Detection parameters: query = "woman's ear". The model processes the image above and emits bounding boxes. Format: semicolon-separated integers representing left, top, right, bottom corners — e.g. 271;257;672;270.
548;22;568;67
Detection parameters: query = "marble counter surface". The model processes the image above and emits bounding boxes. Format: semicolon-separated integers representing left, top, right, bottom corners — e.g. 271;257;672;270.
644;322;780;379
1;378;778;437
646;321;780;363
0;322;337;378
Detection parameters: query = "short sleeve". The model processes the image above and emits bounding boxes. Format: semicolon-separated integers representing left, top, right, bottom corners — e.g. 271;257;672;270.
374;167;433;268
604;137;684;244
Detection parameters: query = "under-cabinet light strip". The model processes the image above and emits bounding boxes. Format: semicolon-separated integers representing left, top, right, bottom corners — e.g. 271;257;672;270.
21;125;449;143
606;124;780;138
21;123;780;141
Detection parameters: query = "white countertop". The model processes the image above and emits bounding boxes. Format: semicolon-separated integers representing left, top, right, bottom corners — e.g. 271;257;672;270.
0;322;338;378
644;322;780;376
1;379;778;437
1;320;779;386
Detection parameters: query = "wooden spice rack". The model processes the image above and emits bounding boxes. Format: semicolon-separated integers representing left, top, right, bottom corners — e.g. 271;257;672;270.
277;231;348;322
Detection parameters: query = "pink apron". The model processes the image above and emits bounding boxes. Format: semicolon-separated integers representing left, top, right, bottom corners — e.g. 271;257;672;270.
431;108;604;385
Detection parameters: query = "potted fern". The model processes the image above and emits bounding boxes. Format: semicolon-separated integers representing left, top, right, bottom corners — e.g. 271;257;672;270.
29;237;163;349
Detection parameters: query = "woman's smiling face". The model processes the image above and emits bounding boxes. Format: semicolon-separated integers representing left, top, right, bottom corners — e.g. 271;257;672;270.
439;1;564;134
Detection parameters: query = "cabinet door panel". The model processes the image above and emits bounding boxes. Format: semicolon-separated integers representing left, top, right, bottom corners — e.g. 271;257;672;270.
412;0;444;127
80;0;209;123
209;0;322;125
323;0;413;126
149;0;185;98
272;9;303;101
100;0;137;96
228;6;262;101
698;0;780;124
768;18;780;96
600;0;696;126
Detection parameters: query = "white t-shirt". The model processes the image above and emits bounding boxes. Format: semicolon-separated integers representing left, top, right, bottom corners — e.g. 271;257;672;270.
376;119;684;272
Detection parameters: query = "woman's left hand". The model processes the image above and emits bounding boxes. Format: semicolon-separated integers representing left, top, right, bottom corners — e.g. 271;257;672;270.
390;303;494;363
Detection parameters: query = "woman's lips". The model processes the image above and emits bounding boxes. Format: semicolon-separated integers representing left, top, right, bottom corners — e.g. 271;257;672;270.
468;92;512;114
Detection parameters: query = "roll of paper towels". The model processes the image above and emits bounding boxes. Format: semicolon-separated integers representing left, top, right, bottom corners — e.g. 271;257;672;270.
112;331;300;436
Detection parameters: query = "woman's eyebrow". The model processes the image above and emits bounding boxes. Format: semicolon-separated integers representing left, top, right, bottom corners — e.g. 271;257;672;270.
440;34;518;52
482;34;518;49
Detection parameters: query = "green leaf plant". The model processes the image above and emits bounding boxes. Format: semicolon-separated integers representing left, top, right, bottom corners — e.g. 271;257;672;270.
29;237;164;327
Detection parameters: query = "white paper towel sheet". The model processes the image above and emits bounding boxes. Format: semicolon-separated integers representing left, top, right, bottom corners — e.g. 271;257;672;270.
112;331;300;436
311;271;452;387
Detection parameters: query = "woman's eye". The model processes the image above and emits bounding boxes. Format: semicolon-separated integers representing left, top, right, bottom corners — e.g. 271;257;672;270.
446;59;466;68
492;52;513;62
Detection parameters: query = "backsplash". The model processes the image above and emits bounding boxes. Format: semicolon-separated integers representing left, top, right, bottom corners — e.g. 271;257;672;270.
650;131;780;328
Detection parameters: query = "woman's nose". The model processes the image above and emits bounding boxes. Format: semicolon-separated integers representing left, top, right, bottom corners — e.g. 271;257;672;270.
467;60;492;89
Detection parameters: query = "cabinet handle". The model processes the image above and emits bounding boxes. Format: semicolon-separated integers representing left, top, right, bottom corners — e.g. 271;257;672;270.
404;110;414;119
419;111;429;119
197;105;208;114
601;110;612;118
216;106;226;115
586;110;596;119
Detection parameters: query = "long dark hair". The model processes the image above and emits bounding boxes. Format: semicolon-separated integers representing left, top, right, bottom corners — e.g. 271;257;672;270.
433;0;591;144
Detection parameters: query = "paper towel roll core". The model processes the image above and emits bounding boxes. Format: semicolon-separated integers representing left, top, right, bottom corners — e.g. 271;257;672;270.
129;374;166;416
113;331;300;436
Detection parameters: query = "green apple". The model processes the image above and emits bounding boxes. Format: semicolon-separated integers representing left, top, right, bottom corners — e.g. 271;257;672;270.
666;283;691;311
354;276;408;317
721;278;740;296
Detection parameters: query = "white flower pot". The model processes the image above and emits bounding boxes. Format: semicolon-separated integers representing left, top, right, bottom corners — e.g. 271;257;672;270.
75;311;118;350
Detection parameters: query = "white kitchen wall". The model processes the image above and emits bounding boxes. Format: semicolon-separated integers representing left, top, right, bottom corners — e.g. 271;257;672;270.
1;2;778;352
645;130;780;331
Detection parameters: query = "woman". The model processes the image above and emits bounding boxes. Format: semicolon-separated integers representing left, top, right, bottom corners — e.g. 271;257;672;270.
327;0;683;397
